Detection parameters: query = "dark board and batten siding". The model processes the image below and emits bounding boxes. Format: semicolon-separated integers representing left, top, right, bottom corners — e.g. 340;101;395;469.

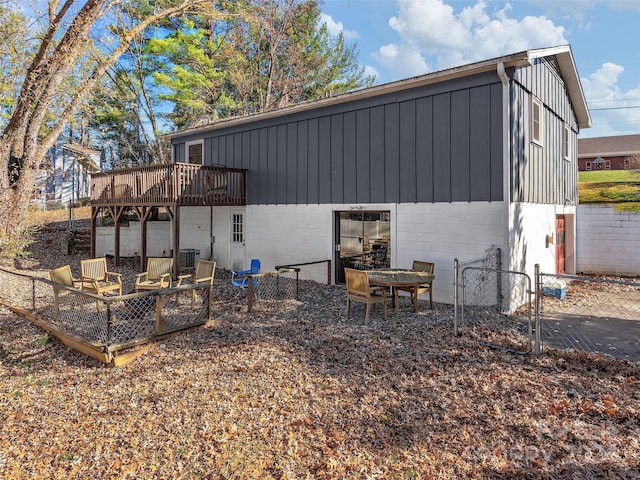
173;72;504;206
511;57;579;205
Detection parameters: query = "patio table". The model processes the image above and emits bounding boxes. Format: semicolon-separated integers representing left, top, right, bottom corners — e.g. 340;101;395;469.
367;269;435;315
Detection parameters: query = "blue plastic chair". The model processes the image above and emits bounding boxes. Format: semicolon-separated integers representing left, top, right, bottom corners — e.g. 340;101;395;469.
231;259;261;296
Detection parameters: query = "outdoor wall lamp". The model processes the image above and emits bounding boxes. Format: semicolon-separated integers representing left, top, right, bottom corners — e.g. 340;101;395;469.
545;234;555;248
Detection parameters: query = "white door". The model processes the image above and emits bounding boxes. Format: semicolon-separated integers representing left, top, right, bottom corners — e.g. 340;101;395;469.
230;210;247;271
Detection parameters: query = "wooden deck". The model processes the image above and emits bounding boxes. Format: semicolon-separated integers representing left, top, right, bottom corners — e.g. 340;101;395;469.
91;163;246;207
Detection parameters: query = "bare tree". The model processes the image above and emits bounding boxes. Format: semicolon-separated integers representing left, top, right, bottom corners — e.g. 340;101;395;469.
0;0;219;255
628;154;640;172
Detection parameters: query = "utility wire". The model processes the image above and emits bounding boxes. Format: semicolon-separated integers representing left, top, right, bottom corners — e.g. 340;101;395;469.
590;105;640;111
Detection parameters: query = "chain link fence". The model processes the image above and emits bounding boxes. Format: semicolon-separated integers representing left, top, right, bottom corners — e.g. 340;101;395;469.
455;264;534;355
539;272;640;362
275;259;331;285
453;247;501;335
454;253;640;360
246;268;299;312
0;267;211;365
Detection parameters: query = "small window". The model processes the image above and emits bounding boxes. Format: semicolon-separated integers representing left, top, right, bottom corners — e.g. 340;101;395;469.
563;124;570;160
232;213;244;243
585;161;591;171
532;97;543;145
624;158;630;169
605;160;611;170
186;140;203;165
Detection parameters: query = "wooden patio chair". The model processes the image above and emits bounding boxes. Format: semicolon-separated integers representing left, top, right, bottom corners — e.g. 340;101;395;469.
135;257;174;292
345;268;387;324
80;257;123;296
49;265;82;316
177;259;216;308
396;260;434;311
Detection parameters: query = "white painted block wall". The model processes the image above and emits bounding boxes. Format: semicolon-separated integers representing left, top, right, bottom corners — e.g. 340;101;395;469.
577;205;640;276
95;221;172;257
396;202;509;304
92;201;576;303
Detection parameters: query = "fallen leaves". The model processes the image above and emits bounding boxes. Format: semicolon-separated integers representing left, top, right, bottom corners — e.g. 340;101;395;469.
1;222;639;478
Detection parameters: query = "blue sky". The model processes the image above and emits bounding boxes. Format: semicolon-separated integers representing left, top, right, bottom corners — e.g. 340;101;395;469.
319;0;640;138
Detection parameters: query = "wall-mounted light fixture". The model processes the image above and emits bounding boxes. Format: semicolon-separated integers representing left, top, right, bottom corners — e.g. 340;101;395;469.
545;234;555;248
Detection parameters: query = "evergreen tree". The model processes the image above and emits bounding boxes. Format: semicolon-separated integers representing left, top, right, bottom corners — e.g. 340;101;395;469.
149;0;375;128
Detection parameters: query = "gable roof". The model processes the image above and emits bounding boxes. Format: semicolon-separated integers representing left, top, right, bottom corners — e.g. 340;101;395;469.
578;134;640;157
170;44;591;140
62;143;102;172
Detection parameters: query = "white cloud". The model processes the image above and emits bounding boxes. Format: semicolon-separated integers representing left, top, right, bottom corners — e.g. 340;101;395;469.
379;0;567;74
582;62;624;100
363;64;380;80
319;13;358;40
580;62;640;137
372;43;430;79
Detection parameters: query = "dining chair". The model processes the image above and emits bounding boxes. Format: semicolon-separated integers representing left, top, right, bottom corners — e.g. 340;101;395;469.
135;257;174;292
345;268;387;323
80;257;123;296
396;260;434;311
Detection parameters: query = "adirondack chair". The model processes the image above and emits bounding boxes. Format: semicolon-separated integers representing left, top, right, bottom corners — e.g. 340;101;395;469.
49;265;82;316
177;260;216;308
135;257;174;292
80;257;123;296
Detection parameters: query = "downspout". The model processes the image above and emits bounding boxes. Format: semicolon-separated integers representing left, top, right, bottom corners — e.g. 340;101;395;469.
209;206;214;261
497;62;512;273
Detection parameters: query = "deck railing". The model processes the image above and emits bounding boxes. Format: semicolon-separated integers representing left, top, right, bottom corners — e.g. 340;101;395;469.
91;163;246;207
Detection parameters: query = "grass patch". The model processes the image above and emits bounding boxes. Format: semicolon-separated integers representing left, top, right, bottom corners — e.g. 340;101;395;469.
579;169;640;183
579;170;640;211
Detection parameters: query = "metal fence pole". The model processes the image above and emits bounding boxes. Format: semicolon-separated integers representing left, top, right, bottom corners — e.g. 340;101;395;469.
534;263;541;355
453;258;460;336
496;248;502;312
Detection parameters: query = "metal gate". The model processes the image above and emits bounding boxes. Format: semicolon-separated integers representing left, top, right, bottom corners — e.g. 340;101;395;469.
457;265;535;354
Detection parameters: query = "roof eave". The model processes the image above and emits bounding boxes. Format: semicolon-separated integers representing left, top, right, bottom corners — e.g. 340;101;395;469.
169;45;592;139
526;46;592;130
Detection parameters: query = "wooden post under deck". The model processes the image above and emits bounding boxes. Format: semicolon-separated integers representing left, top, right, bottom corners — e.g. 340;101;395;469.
90;207;99;258
134;206;153;272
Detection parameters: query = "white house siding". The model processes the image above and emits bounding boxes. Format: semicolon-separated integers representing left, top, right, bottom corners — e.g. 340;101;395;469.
179;207;213;261
235;202;510;304
94;202;574;304
576;205;640;276
509;202;576;280
95;222;172;257
396;202;509;303
244;204;341;274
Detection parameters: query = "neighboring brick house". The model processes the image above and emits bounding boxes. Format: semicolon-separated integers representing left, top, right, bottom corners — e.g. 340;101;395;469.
93;45;591;302
578;134;640;171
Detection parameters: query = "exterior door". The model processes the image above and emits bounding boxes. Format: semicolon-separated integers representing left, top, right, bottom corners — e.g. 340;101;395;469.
556;215;565;274
230;210;247;271
334;210;391;283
